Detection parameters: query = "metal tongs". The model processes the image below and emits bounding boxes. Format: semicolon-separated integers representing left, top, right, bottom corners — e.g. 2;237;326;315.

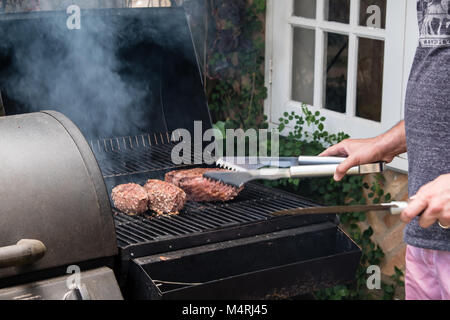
204;156;385;188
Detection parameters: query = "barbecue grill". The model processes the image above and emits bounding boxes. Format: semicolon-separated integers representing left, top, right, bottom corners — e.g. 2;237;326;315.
0;111;122;300
0;7;361;300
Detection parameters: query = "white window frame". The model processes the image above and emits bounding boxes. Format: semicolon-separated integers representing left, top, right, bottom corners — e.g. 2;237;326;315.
265;0;418;173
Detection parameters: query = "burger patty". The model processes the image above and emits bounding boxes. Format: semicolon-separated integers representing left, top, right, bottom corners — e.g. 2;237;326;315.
165;168;244;202
144;179;186;215
111;183;149;215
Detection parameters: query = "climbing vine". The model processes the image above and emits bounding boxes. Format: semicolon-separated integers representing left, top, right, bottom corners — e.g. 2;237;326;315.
187;0;268;130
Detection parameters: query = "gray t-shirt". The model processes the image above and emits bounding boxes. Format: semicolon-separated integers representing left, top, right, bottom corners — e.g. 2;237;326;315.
404;0;450;251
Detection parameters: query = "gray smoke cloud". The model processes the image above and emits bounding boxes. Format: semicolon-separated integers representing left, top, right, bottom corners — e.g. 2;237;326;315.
0;11;152;139
0;6;196;139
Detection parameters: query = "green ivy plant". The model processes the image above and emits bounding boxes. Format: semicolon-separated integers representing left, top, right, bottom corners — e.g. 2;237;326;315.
204;0;268;130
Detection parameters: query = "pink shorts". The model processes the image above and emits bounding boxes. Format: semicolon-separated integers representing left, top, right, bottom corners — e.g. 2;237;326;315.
405;245;450;300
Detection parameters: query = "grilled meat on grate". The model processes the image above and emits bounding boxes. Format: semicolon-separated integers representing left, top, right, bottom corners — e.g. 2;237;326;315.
144;179;187;215
165;168;244;202
111;183;149;215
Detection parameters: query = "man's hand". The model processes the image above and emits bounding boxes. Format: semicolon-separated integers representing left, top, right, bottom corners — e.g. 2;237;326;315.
319;121;407;181
319;137;395;181
401;174;450;228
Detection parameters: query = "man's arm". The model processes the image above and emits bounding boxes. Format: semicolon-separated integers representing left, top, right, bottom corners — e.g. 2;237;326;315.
320;121;407;181
320;121;450;228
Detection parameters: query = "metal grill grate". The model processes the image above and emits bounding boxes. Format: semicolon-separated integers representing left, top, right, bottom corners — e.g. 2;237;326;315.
90;133;198;178
92;134;329;253
113;183;320;247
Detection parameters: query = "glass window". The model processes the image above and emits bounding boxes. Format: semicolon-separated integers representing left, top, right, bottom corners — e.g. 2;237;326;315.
356;38;384;122
326;0;350;24
359;0;386;29
293;0;316;19
325;33;348;114
292;27;316;106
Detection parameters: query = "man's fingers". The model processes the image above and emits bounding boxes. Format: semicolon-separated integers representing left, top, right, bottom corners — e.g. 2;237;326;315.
318;144;339;157
439;216;450;228
334;156;359;181
438;201;450;226
419;211;438;229
419;204;438;228
401;197;428;224
419;198;449;228
319;143;347;157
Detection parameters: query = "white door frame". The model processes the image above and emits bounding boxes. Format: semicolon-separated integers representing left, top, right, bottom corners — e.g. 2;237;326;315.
265;0;418;173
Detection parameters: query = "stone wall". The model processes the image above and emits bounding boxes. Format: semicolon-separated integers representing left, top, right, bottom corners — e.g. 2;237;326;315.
359;170;409;277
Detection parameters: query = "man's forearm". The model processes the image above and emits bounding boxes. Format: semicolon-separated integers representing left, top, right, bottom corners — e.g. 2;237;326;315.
375;120;407;157
321;121;407;180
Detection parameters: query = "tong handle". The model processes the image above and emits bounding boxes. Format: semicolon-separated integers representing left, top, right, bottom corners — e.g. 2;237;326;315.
384;201;409;215
289;162;384;178
298;156;346;165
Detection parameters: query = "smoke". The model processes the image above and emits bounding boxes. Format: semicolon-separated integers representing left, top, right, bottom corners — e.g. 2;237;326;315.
0;7;198;139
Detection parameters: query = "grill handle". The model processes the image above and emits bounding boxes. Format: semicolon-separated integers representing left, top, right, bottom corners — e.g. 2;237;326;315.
0;239;46;269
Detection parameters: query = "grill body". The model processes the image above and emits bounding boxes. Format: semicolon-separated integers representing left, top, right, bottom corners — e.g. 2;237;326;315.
90;136;360;298
126;224;360;300
0;111;117;289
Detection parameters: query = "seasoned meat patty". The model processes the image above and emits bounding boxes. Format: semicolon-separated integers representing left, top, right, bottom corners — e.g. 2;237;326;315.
144;179;186;215
111;183;149;215
165;168;244;202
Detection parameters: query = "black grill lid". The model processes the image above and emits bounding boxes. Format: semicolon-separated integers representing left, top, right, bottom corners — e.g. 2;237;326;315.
0;8;212;139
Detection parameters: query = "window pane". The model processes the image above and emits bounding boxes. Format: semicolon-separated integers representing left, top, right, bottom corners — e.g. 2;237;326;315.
326;0;350;24
325;33;348;114
293;0;316;19
292;27;316;106
356;38;384;122
359;0;386;29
